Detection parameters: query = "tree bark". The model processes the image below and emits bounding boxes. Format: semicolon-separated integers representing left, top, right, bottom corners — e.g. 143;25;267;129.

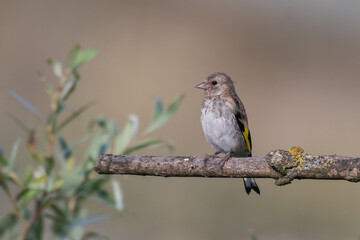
94;148;360;186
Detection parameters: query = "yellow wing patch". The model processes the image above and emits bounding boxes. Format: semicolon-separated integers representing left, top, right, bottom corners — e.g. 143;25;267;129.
235;115;252;155
241;125;252;154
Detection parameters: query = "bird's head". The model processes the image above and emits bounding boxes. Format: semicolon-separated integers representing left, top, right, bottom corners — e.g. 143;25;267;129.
195;72;235;97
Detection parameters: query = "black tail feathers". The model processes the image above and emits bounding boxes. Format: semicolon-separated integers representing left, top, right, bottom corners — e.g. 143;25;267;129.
243;178;260;195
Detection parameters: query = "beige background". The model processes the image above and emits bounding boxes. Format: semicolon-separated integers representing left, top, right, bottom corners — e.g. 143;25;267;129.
1;1;360;239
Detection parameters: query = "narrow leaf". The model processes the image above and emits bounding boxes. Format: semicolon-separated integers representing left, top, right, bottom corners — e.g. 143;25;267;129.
88;116;104;132
113;115;138;154
47;59;63;78
16;189;29;201
7;139;21;174
91;189;114;206
0;213;18;237
0;175;9;194
71;48;98;72
50;204;67;222
70;215;108;228
44;157;54;174
7;90;44;123
8;171;24;188
249;230;257;240
9;223;18;240
56;102;96;133
26;217;43;240
82;231;108;240
87;132;109;161
23;167;33;185
58;136;72;160
0;147;6;166
60;168;84;196
20;190;38;208
67;45;81;70
59;77;76;102
111;180;124;211
146;94;184;133
152;98;163;122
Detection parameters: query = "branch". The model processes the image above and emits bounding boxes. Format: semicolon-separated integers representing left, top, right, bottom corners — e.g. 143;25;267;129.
94;147;360;186
20;199;41;240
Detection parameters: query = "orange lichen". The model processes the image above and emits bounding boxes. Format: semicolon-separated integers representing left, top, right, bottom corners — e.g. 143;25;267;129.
286;146;334;170
288;146;305;168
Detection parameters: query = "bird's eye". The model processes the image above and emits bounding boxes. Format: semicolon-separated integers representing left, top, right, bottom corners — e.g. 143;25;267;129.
212;81;217;85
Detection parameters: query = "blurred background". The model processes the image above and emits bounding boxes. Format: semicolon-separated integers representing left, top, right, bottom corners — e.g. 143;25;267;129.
1;0;360;239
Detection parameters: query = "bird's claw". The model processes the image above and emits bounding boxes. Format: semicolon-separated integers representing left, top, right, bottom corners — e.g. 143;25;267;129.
203;151;220;165
219;153;231;168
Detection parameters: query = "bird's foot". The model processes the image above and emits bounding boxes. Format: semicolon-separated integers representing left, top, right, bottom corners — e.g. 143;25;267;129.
219;152;231;168
203;151;220;165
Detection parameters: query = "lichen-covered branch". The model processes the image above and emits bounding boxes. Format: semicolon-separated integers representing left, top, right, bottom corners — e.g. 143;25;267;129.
94;147;360;186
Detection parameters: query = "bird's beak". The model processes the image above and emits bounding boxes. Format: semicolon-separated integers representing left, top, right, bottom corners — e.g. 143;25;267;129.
195;81;208;90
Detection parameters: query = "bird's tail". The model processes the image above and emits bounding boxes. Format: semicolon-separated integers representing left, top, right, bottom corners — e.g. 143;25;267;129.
243;178;260;195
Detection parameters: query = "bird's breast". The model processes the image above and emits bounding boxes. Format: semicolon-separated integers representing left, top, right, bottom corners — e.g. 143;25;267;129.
200;98;247;155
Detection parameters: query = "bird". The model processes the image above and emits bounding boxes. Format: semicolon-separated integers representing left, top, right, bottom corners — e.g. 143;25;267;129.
195;72;260;195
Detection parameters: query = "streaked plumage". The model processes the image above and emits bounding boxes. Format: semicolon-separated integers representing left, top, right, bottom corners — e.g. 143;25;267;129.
196;72;260;195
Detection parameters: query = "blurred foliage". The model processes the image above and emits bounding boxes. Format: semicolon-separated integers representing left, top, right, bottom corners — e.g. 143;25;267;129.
249;230;258;240
0;45;183;240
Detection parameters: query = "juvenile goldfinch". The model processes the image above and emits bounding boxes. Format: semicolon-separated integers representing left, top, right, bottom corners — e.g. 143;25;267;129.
196;72;260;195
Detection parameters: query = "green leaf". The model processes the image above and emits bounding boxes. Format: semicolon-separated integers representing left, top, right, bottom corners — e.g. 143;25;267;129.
48;206;69;237
55;102;96;133
16;189;28;201
91;188;114;206
70;48;97;72
59;77;77;102
58;136;72;159
152;98;163;121
123;138;173;155
47;58;63;78
0;147;6;166
40;192;58;208
113;114;139;154
5;111;30;133
7;90;44;124
7;139;21;174
89;116;117;134
111;180;124;211
50;204;67;223
249;230;257;240
67;45;81;70
70;215;108;228
82;231;109;240
8;172;23;188
28;171;47;189
26;216;43;240
0;175;9;194
0;213;18;237
23;167;33;185
9;223;18;240
60;168;84;197
44;156;54;174
20;190;38;208
77;176;107;195
146;94;184;133
87;132;109;161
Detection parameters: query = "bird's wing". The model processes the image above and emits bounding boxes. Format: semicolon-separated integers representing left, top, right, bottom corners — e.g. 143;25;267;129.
235;113;252;155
